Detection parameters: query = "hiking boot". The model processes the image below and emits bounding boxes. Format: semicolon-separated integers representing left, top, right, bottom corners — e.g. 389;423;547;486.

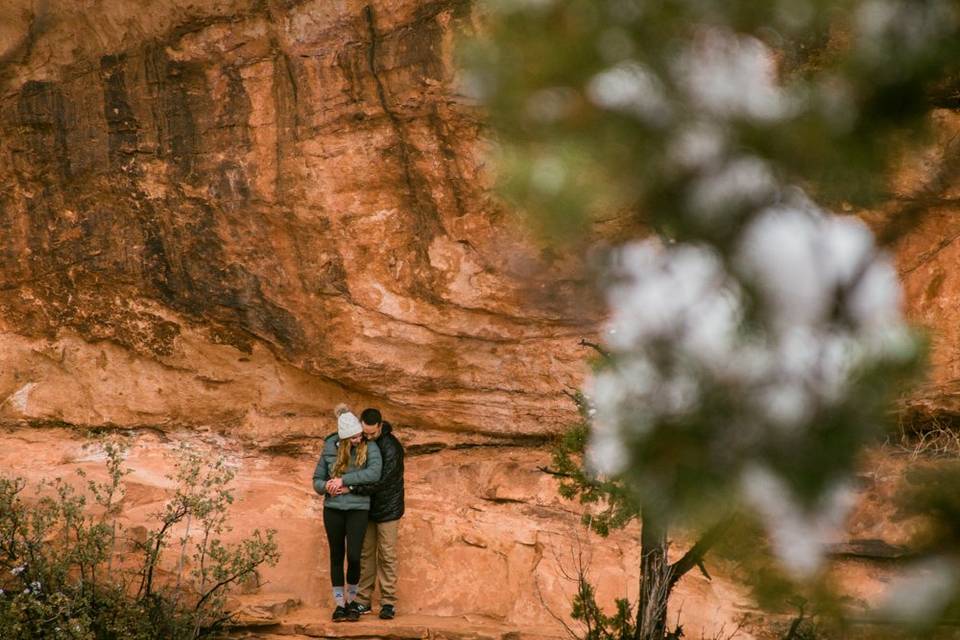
346;602;361;622
379;604;395;620
354;602;372;615
332;605;348;622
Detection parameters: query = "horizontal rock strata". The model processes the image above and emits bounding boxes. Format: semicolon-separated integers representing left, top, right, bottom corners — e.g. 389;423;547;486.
0;0;595;438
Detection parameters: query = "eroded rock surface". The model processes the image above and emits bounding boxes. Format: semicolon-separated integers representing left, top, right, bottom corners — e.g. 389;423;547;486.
882;110;960;424
0;0;594;437
3;1;960;638
0;5;612;632
0;427;756;639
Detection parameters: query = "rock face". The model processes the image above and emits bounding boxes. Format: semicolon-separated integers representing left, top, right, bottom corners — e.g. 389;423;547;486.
0;4;612;632
0;0;594;438
0;3;635;636
892;110;960;423
0;426;756;639
3;1;960;638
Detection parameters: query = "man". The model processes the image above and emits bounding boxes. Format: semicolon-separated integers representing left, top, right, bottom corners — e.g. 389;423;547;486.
347;408;404;619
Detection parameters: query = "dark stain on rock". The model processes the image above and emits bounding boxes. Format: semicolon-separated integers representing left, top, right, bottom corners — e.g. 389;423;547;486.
334;41;369;115
414;0;472;25
218;65;253;150
0;193;21;275
202;261;306;352
427;107;468;217
275;51;300;131
17;80;70;180
212;160;251;203
2;274;182;357
401;6;446;83
132;195;179;305
23;191;54;267
272;50;300;198
134;195;306;353
100;54;141;168
362;5;444;303
143;43;199;177
925;269;947;304
313;252;349;296
208;322;255;354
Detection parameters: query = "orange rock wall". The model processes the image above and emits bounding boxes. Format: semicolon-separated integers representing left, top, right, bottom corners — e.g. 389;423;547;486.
0;2;626;636
2;1;959;637
0;0;593;439
892;110;960;418
0;426;755;638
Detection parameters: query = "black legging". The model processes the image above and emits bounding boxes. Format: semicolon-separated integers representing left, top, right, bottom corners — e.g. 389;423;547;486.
323;507;369;586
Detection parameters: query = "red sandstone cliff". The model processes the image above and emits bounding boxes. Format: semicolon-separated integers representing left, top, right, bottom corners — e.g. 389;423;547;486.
0;0;594;439
2;2;960;638
0;2;627;637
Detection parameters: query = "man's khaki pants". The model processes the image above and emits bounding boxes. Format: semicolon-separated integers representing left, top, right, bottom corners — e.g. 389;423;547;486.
357;519;399;607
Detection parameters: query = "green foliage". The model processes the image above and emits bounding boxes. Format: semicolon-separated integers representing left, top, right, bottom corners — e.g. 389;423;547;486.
469;0;945;543
458;3;949;555
899;460;960;552
470;0;960;634
466;0;960;242
571;575;636;640
882;460;960;629
0;438;279;639
552;394;640;536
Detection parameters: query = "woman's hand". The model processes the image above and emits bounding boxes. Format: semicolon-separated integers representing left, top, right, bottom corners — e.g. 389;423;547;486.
326;477;346;494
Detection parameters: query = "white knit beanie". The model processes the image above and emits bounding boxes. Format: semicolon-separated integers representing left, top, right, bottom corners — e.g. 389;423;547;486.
336;406;362;440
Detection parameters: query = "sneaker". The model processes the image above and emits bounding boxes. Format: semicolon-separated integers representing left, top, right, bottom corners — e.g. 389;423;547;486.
354;602;372;615
346;602;361;622
379;604;395;620
332;605;348;622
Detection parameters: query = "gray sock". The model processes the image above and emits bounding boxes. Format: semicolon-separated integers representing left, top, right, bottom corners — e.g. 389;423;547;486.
346;584;358;603
333;586;345;607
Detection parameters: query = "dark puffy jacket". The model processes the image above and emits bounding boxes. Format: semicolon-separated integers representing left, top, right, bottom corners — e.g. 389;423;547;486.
348;422;404;522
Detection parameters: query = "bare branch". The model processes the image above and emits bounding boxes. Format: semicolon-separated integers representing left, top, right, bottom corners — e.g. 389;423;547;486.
537;538;586;640
561;389;583;409
667;516;734;590
537;465;575;478
783;601;806;640
696;559;711;581
579;339;611;360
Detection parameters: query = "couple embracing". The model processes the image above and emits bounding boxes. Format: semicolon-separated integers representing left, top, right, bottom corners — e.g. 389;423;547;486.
312;405;405;622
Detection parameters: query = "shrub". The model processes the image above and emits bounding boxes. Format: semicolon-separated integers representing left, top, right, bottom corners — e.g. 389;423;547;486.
0;437;279;639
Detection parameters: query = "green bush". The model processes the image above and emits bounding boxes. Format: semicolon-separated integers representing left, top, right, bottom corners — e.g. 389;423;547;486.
0;438;279;639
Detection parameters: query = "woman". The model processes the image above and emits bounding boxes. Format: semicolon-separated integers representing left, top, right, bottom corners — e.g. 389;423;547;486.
313;404;382;622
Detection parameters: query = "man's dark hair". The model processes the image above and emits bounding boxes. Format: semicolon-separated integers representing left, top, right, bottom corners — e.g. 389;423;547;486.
360;408;382;426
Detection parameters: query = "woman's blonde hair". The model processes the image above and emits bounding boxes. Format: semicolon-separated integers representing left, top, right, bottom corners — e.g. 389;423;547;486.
332;439;368;477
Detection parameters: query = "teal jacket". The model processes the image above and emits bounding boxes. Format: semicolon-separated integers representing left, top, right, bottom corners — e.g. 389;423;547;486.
312;434;382;510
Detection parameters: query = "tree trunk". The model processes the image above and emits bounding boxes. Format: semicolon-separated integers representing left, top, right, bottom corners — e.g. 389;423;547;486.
634;509;671;640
